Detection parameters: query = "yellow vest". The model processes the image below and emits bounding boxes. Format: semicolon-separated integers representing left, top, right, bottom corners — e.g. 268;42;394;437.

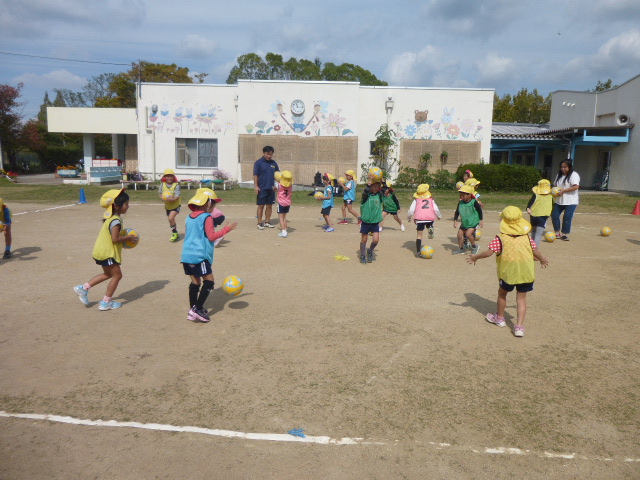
530;193;552;217
162;183;181;210
92;214;123;263
496;233;535;285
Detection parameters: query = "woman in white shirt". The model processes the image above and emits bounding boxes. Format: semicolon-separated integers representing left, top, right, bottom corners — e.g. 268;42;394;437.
551;160;580;241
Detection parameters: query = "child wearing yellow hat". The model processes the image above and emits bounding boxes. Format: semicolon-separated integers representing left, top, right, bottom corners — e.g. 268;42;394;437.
337;170;361;225
467;206;549;338
407;184;441;257
453;185;483;255
526;179;553;246
73;189;137;310
358;171;384;263
0;197;13;259
275;170;293;238
160;169;181;242
181;190;238;322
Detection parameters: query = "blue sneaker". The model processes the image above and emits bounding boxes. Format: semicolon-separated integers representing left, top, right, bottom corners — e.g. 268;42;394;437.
325;227;335;232
74;285;89;306
99;300;122;311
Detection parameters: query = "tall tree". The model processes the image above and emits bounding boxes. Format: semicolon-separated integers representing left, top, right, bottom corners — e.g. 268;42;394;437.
0;83;24;162
492;88;551;123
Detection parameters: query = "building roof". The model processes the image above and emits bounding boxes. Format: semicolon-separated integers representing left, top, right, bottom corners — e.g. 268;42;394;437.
492;122;633;140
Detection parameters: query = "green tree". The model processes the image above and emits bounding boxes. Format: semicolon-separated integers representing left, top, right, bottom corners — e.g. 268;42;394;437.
492;88;550;123
591;79;616;92
0;83;24;164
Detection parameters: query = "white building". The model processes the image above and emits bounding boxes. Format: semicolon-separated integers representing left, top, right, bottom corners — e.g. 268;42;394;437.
48;80;494;185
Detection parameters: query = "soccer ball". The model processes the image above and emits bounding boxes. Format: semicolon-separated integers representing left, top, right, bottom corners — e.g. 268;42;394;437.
162;191;172;200
222;275;244;296
338;176;346;185
121;228;140;249
544;231;556;243
314;191;324;200
420;245;434;259
474;229;481;240
600;227;612;237
456;181;464;190
551;187;562;197
369;167;383;183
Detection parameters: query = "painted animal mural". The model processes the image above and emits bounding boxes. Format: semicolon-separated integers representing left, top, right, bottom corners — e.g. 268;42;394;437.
395;107;484;141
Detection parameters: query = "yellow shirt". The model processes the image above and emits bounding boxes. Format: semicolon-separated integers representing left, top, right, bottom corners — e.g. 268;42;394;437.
496;233;535;285
92;214;123;263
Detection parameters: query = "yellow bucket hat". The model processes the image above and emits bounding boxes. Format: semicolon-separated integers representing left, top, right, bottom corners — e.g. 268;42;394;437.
196;187;222;203
345;169;356;178
279;170;292;188
100;188;125;219
500;206;531;236
188;191;212;207
465;178;481;187
413;184;432;198
323;173;335;182
532;179;551;195
163;168;175;176
458;184;476;195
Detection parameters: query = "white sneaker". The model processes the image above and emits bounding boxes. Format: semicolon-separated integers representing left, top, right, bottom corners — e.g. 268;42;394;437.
486;313;506;327
400;224;405;232
278;231;288;238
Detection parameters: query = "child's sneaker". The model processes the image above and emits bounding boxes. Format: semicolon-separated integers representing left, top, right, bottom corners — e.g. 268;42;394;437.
264;222;275;228
452;248;466;255
514;325;525;337
99;300;122;311
278;231;288;238
428;226;434;239
486;313;506;327
73;285;89;306
170;232;179;242
187;306;198;322
3;250;11;259
193;306;210;322
338;220;348;225
400;224;405;232
367;250;374;263
325;227;335;232
471;244;480;255
257;223;265;230
360;254;367;264
322;225;329;230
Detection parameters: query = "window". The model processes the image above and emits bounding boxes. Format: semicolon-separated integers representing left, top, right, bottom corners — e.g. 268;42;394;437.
176;138;218;168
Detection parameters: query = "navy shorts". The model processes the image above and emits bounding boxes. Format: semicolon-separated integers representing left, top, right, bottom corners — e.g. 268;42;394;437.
182;260;212;277
416;221;434;231
360;222;380;235
499;279;534;293
166;206;181;216
459;224;478;232
321;206;332;216
383;210;399;215
343;199;353;205
94;257;119;266
213;215;225;227
529;215;548;228
257;189;276;205
278;204;290;214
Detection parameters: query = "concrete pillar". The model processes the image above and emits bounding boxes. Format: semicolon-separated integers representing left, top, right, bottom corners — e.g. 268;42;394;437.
83;134;95;169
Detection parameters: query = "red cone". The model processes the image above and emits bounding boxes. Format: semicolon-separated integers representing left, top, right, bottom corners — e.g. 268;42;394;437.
632;200;640;216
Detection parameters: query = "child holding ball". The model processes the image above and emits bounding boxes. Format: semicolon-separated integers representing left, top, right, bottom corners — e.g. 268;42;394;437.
160;168;181;242
467;206;549;338
358;168;384;264
526;179;553;246
337;170;361;225
407;184;441;257
73;189;137;311
181;190;237;322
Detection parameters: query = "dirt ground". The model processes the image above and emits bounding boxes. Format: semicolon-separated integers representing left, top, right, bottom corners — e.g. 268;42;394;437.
1;199;639;479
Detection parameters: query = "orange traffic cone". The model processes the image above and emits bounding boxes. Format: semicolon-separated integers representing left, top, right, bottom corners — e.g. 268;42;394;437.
632;200;640;216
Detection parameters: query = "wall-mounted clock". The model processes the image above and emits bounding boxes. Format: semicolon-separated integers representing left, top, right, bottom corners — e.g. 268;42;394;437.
291;99;305;116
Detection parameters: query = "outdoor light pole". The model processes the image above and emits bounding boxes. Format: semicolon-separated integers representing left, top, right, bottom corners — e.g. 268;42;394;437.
151;104;158;181
385;97;394;126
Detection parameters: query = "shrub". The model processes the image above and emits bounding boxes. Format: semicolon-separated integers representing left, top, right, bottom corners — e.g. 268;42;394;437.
395;166;432;187
455;164;542;192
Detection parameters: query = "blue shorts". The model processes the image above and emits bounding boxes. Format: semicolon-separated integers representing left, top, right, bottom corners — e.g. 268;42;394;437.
360;222;380;235
182;260;212;277
165;206;181;216
321;206;332;216
94;257;119;266
257;189;276;205
499;279;534;293
278;204;290;214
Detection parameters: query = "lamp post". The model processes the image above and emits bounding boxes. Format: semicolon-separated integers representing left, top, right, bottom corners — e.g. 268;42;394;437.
385;97;394;126
151;104;158;181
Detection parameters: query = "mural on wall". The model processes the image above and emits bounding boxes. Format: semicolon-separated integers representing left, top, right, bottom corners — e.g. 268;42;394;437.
244;99;354;136
148;103;235;135
394;107;484;141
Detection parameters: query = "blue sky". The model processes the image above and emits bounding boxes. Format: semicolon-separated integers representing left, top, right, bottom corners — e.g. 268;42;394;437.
1;0;640;121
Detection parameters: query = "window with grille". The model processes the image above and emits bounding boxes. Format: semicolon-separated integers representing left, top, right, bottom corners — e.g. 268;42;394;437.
176;138;218;168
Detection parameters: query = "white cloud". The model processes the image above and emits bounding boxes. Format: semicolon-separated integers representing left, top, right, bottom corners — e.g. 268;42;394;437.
474;53;516;87
14;69;86;89
384;45;466;88
177;34;217;59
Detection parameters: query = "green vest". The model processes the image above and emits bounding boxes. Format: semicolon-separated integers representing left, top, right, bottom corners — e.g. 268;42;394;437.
382;194;398;213
496;233;535;285
361;193;383;223
458;199;480;228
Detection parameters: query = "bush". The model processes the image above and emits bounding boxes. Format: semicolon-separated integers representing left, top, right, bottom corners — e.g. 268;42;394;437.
455;164;542;192
395;166;431;187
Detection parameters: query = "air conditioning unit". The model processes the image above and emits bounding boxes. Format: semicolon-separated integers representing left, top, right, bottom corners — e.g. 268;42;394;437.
617;114;630;126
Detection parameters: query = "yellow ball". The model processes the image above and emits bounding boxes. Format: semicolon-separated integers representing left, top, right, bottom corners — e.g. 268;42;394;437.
338;176;346;185
544;231;556;243
456;181;464;190
551;187;562;197
600;227;612;237
0;221;4;232
474;229;481;240
222;275;244;296
420;245;434;259
121;228;140;249
369;167;383;183
162;191;172;200
314;191;324;200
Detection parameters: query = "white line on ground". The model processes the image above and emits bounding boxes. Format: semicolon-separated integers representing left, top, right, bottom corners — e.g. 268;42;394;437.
1;411;638;462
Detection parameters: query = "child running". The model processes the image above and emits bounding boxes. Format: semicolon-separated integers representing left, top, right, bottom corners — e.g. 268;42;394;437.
453;185;483;255
0;197;13;259
358;168;384;264
319;173;335;232
407;184;441;257
160;168;181;242
380;181;404;231
467;206;549;338
275;170;293;238
526;179;553;246
73;189;136;310
337;170;361;225
181;190;238;322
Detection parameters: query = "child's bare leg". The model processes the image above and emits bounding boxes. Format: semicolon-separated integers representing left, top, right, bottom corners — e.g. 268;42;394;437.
496;287;508;318
394;214;403;227
515;291;527;327
278;212;287;231
380;211;388;227
466;228;476;246
168;210;178;228
457;228;465;248
4;225;12;249
103;264;123;298
347;204;358;219
324;214;332;227
341;203;347;219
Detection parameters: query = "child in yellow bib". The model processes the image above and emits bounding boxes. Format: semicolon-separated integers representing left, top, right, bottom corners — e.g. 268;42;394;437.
526;179;553;246
73;189;137;311
467;206;548;338
161;169;181;242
